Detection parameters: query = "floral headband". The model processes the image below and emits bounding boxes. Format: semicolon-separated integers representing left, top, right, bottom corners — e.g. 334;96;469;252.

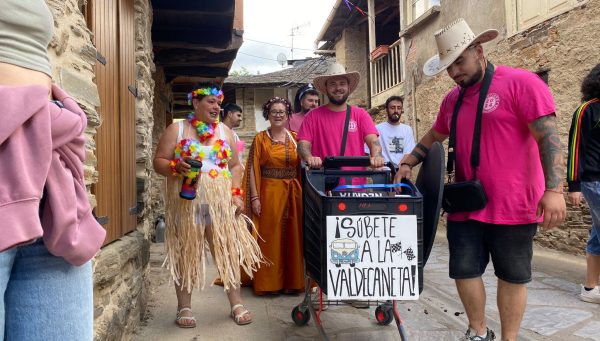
262;96;292;117
187;87;224;105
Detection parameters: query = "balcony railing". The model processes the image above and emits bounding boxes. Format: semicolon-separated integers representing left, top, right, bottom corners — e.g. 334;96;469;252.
370;39;402;97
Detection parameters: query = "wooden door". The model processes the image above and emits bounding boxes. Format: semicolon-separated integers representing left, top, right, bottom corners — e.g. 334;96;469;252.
119;0;137;235
88;0;137;244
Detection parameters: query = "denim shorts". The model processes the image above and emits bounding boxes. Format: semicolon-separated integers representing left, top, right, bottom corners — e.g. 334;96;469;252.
581;181;600;256
447;220;537;284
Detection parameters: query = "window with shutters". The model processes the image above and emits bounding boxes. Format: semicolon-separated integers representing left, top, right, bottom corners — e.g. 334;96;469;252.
506;0;586;34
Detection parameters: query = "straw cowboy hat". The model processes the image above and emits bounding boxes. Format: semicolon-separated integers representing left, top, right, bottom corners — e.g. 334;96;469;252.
423;18;498;76
313;63;360;95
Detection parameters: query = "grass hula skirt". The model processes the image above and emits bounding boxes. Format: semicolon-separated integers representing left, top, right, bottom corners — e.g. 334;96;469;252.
164;175;263;293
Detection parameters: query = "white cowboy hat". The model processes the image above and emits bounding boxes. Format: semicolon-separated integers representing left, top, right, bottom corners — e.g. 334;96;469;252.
423;18;498;76
313;63;360;95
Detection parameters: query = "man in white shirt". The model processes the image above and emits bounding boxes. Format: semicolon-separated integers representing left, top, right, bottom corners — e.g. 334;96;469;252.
366;96;415;167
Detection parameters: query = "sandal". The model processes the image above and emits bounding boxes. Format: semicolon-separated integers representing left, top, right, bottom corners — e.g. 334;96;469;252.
230;304;252;325
175;307;197;328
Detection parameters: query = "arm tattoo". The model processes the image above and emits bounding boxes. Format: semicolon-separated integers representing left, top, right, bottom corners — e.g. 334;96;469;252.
370;140;383;157
297;141;313;160
530;115;564;189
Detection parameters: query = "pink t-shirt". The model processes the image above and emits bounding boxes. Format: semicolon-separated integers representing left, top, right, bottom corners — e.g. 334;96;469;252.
287;112;306;132
297;105;378;160
432;65;556;225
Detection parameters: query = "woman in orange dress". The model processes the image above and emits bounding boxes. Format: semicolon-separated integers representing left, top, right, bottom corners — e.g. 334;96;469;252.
243;97;304;295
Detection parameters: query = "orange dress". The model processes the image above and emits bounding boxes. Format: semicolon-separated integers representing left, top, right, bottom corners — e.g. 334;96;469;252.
243;130;304;293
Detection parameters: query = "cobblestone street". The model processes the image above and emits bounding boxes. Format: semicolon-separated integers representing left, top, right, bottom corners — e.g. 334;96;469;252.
134;233;600;341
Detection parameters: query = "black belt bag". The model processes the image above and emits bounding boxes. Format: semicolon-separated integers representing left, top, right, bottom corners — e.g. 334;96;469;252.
442;62;494;214
442;179;487;213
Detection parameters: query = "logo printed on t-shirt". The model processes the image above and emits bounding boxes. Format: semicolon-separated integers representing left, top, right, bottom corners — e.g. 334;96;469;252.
483;93;500;113
348;120;358;132
389;136;404;153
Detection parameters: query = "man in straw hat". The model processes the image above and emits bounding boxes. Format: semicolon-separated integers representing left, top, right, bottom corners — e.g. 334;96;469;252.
395;19;566;341
297;63;384;170
297;63;384;310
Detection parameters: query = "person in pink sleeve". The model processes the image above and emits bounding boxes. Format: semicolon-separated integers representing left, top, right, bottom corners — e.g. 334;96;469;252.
287;83;319;133
297;63;384;171
395;19;566;341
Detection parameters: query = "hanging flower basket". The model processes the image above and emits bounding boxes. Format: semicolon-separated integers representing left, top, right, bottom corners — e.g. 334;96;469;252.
370;45;389;61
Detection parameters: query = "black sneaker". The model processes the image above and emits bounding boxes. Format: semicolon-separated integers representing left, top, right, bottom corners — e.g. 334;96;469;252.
460;327;495;341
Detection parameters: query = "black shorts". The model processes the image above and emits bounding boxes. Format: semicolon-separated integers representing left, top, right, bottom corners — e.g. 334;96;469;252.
447;220;537;284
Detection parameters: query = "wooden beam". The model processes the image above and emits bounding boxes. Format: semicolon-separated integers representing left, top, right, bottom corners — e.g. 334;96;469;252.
153;28;232;47
152;0;233;12
155;49;239;66
165;66;229;77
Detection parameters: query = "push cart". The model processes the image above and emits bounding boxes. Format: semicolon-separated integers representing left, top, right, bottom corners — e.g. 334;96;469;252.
291;143;445;341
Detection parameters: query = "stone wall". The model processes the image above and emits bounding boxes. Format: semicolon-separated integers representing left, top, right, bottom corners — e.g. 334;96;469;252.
46;0;102;206
336;25;369;108
489;0;599;254
407;0;598;254
149;67;171;225
134;0;158;235
45;0;159;340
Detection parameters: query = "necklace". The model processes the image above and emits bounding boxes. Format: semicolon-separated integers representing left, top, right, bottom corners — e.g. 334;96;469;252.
267;128;287;142
187;113;218;142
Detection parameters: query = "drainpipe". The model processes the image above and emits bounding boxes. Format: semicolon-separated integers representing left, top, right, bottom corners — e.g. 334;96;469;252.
411;69;419;140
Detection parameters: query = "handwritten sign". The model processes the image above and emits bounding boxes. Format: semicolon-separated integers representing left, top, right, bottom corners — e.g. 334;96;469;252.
325;215;419;300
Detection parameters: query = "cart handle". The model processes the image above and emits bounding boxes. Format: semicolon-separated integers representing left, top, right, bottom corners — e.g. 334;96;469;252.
332;183;414;194
322;156;371;168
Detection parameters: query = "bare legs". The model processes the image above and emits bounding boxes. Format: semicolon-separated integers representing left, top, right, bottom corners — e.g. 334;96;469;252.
173;224;252;326
585;253;600;289
455;277;527;341
456;278;487;335
497;279;527;341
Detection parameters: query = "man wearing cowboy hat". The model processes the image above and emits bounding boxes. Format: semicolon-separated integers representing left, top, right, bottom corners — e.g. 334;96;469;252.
395;19;566;341
297;63;384;169
287;83;320;133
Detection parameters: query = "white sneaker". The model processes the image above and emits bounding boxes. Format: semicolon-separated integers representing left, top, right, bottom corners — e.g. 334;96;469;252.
580;285;600;304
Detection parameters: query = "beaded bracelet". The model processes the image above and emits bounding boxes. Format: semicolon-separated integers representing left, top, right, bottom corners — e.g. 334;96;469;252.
232;187;244;196
545;188;563;195
169;159;180;176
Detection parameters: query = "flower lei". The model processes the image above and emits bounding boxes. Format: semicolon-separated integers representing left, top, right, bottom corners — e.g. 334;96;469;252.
187;113;218;142
187;87;224;105
210;139;232;169
170;137;232;177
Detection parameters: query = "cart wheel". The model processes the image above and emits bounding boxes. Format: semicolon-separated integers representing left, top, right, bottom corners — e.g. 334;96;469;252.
335;263;341;268
291;305;310;326
350;263;355;267
375;305;394;325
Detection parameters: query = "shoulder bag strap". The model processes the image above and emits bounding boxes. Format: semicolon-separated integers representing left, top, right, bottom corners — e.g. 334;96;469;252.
471;62;495;175
446;62;495;178
340;104;352;156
